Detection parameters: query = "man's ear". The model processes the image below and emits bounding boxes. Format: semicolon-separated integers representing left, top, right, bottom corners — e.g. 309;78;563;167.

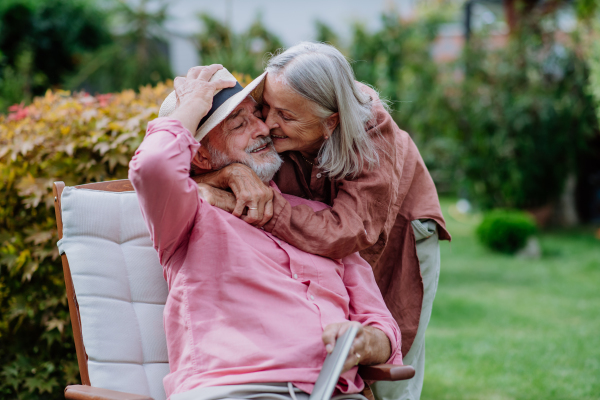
324;112;339;136
192;146;212;172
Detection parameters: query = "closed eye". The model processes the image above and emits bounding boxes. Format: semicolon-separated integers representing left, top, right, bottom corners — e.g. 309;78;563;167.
279;112;292;121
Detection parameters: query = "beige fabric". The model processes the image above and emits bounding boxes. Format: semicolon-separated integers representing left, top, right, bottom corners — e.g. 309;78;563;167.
171;383;368;400
159;68;266;141
372;219;440;400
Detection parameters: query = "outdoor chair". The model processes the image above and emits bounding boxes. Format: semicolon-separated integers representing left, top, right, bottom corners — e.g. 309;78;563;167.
53;179;415;400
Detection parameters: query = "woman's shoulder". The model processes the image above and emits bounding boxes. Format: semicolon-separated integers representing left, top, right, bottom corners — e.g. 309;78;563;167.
355;81;403;138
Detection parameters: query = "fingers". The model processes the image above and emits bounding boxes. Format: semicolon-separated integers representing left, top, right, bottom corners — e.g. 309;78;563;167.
256;198;274;228
185;65;232;84
252;198;266;226
186;66;205;80
241;185;273;226
322;322;365;373
226;164;273;226
342;352;361;373
211;78;237;91
198;64;223;81
232;197;247;218
349;325;366;359
322;323;343;354
173;76;185;102
242;205;261;225
174;76;185;89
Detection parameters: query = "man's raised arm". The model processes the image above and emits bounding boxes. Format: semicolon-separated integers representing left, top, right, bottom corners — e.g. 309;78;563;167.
129;64;236;265
129;117;200;265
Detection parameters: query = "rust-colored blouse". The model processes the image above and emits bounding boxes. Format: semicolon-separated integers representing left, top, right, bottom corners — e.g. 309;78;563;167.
264;85;451;356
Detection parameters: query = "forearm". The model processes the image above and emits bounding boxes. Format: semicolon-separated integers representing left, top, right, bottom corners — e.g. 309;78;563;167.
265;191;380;260
193;164;239;189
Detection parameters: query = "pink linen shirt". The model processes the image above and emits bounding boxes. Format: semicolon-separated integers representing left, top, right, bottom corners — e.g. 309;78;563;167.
128;118;402;399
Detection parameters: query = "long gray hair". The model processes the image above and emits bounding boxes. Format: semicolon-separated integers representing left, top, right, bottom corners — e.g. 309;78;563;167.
265;42;380;180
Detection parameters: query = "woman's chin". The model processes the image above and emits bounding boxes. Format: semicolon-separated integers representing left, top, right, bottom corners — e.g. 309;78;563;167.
273;140;293;153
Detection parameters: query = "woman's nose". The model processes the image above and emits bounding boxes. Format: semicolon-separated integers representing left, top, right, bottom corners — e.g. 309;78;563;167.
264;109;279;129
252;117;271;139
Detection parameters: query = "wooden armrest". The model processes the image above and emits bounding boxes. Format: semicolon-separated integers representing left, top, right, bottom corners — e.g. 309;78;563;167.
358;364;415;381
65;385;153;400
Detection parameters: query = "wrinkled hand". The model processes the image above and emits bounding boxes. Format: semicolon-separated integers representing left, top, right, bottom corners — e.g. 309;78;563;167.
197;183;236;213
169;64;236;135
195;163;273;227
322;322;391;373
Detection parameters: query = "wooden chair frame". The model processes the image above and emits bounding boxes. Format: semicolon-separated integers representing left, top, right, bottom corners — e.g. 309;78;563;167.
53;179;414;400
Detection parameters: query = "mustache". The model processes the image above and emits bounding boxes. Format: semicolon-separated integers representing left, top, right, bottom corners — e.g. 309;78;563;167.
245;136;275;153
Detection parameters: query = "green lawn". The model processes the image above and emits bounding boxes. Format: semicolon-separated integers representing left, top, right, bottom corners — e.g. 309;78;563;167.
422;199;600;400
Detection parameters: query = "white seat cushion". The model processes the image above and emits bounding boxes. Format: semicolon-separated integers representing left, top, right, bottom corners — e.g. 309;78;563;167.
57;187;169;400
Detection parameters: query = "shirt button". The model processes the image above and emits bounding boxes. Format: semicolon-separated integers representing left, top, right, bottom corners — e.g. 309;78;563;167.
310;295;315;301
293;274;298;279
316;173;322;179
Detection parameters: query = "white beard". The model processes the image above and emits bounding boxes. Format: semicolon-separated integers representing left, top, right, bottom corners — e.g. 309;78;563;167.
206;136;283;183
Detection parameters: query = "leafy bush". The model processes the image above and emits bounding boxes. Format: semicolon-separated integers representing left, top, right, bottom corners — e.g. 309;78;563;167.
477;209;537;254
0;82;172;399
454;23;598;210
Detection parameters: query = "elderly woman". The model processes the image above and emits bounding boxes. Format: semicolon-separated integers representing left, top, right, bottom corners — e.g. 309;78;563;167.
195;42;450;400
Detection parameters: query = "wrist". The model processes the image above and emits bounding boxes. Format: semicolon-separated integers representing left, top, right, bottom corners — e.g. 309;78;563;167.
169;102;208;136
362;325;391;365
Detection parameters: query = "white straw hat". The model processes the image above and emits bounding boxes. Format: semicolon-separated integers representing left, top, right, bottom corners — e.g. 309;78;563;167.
158;68;267;141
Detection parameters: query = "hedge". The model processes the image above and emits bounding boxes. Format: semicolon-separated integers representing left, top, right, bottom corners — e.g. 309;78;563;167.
0;82;172;399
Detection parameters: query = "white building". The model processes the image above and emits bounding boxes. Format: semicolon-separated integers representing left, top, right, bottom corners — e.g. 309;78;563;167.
164;0;419;76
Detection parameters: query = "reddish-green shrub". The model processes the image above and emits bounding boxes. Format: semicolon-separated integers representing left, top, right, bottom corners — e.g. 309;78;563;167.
0;82;172;399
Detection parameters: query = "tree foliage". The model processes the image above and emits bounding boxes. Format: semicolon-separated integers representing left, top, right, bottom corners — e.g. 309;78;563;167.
454;22;597;209
196;14;283;77
65;0;173;94
0;0;111;97
0;82;172;399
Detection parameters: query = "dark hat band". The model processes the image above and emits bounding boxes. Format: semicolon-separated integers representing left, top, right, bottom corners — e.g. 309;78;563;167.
198;81;244;130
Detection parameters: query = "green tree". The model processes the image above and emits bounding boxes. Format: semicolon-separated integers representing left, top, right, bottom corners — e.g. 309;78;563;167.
65;0;173;93
0;0;111;97
314;20;340;48
455;19;597;209
196;13;283;77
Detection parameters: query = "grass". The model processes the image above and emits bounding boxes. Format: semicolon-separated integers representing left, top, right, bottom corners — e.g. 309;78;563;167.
421;199;600;400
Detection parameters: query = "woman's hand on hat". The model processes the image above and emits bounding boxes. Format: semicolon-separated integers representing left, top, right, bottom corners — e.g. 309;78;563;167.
170;65;237;135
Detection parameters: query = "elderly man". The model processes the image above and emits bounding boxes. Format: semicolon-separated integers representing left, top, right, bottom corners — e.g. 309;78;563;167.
128;64;402;400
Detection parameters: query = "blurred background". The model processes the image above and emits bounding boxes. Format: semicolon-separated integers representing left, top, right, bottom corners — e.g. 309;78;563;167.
1;0;599;399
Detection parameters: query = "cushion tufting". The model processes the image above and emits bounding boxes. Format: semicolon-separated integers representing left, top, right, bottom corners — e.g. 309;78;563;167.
57;187;169;400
